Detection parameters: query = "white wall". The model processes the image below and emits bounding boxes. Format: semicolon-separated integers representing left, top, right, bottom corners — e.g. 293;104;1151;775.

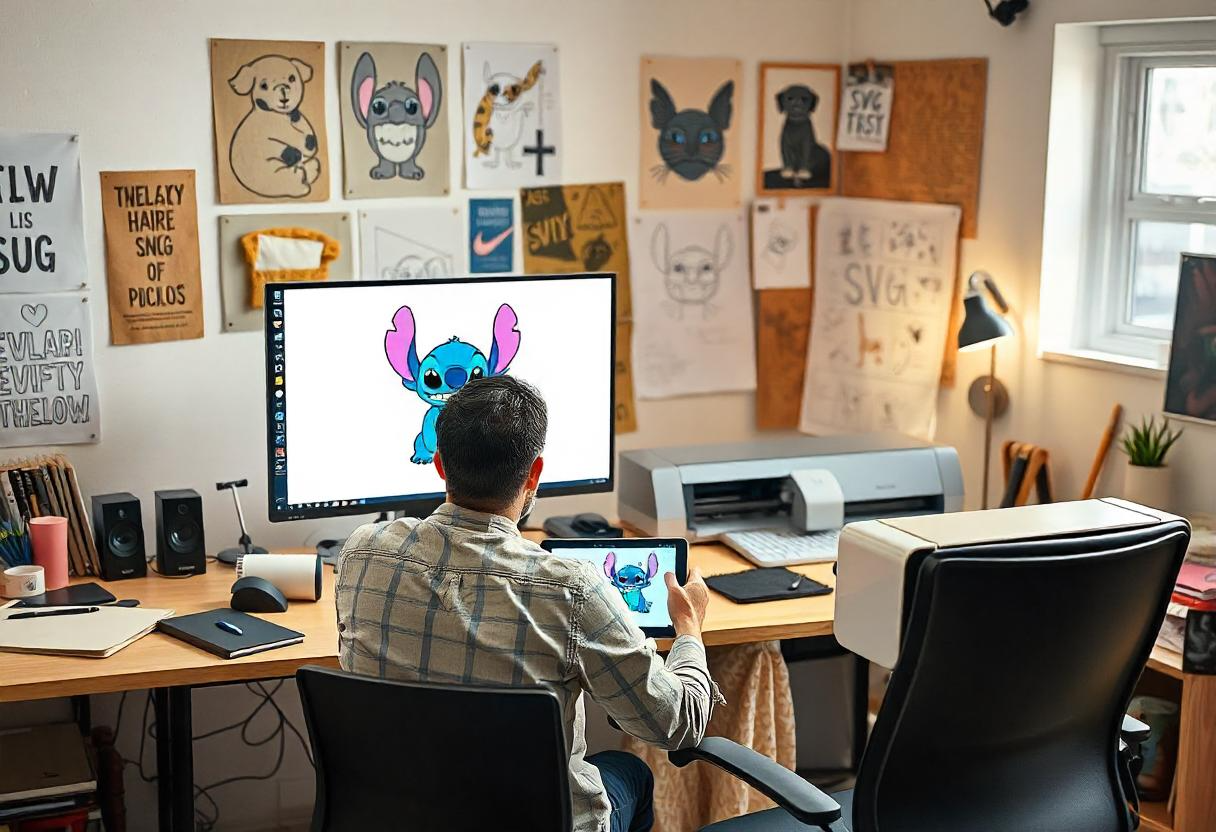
2;1;849;829
849;0;1216;513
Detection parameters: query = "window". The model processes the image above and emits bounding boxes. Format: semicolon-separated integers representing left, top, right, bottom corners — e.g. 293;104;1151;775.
1086;44;1216;363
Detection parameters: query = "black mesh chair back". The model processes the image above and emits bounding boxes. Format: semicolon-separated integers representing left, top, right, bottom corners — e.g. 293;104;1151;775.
850;521;1189;832
296;666;572;832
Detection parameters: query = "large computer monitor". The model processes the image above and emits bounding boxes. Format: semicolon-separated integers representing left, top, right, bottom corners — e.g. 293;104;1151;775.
265;274;615;522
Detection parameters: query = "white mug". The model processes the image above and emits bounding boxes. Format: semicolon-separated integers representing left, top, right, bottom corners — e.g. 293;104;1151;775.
237;554;322;601
3;565;46;599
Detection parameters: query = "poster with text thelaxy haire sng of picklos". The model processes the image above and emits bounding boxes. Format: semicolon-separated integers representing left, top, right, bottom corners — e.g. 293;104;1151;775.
0;131;88;294
99;170;204;345
0;293;101;448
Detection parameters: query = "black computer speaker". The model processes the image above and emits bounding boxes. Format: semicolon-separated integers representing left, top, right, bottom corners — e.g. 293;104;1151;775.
91;492;148;581
154;489;207;576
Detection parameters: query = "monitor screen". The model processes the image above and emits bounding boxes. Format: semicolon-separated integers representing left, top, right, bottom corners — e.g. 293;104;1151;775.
266;274;615;522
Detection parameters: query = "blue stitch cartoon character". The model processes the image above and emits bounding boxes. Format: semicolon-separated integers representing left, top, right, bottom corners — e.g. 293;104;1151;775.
604;551;659;614
384;303;521;464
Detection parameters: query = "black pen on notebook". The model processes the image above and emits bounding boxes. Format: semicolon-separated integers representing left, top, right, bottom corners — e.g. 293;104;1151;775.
8;606;100;621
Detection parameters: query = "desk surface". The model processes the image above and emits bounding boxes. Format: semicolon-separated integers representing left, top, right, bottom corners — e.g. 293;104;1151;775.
0;541;836;703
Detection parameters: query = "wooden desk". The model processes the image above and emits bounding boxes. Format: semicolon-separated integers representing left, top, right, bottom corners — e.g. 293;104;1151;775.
0;543;835;831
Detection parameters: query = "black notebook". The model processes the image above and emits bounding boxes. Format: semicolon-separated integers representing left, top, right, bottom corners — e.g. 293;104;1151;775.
157;609;304;660
705;567;833;604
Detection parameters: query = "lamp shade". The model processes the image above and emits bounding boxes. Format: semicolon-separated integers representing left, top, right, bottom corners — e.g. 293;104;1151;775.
957;291;1014;351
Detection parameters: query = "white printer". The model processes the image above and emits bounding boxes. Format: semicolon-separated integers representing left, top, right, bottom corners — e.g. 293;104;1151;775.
835;498;1186;669
617;434;964;542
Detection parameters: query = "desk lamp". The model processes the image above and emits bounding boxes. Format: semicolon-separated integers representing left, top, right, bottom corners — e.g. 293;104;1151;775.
957;271;1014;508
215;479;268;565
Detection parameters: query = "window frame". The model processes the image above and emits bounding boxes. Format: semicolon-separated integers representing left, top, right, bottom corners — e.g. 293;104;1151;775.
1083;43;1216;363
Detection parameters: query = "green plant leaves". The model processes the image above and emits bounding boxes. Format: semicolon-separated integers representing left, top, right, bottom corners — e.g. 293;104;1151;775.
1119;414;1183;467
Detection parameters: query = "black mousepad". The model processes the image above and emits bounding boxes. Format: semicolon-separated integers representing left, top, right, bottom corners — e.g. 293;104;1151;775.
14;582;118;607
705;567;832;604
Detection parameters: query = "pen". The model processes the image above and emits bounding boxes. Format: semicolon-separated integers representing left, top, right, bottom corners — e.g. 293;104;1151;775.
788;576;804;591
216;620;244;636
8;606;100;621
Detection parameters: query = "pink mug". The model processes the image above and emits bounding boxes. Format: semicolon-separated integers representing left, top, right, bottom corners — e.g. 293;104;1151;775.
29;516;69;591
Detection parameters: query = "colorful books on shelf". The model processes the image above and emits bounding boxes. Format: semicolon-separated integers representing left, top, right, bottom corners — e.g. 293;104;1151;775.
0;454;99;576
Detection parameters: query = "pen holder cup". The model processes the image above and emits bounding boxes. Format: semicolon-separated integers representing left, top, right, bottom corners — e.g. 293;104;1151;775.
29;516;69;591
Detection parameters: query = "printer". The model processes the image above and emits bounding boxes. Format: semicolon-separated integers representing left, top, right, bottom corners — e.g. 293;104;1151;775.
835;498;1188;669
617;433;963;540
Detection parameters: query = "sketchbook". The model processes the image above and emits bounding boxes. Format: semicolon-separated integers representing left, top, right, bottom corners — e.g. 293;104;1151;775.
0;604;173;658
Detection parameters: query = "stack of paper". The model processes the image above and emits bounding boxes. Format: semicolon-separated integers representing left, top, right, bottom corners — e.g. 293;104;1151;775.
0;604;173;658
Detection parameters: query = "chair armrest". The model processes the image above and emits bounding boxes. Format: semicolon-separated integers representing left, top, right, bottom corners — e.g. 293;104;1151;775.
669;737;841;827
1121;714;1150;744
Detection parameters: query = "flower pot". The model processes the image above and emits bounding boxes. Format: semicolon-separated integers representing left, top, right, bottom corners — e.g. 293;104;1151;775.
1123;463;1173;510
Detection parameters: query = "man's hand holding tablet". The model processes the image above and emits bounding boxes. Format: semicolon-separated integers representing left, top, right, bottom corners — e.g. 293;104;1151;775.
666;567;710;640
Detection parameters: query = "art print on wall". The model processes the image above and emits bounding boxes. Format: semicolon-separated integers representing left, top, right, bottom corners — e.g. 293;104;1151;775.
799;198;960;440
462;43;561;190
756;63;840;197
631;212;756;398
339;42;449;199
0;293;101;448
99;169;204;345
359;206;462;280
521;182;631;318
1164;253;1216;423
751;199;812;289
639;57;741;211
0;131;87;294
210;39;329;204
468;198;515;274
837;62;893;152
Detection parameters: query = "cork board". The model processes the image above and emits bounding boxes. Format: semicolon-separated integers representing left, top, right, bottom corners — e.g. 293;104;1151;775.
755;288;812;429
615;321;637;434
839;58;987;240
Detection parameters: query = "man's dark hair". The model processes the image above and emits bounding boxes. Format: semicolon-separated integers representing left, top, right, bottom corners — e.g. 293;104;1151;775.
435;376;548;509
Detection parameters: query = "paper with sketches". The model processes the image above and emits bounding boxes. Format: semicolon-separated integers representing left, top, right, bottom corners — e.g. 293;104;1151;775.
631;212;756;398
799;198;960;439
639;57;742;211
837;63;894;152
0;131;87;294
463;43;561;190
210;39;329;204
751;199;812;289
338;42;450;199
359;206;461;280
0;293;100;447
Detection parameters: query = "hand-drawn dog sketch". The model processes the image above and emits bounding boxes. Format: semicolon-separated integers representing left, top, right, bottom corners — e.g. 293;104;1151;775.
227;55;322;198
604;551;659;614
385;304;520;464
471;61;543;169
351;51;442;181
651;222;733;321
776;84;831;183
648;79;734;184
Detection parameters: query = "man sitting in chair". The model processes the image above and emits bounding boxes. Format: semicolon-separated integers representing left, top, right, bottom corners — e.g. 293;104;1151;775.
336;376;722;832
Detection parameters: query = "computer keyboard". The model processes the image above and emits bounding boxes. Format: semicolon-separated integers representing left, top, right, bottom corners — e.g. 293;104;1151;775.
720;528;841;567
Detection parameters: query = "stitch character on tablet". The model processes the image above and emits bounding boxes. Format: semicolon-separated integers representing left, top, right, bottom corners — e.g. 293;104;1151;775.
604;552;659;614
384;303;521;464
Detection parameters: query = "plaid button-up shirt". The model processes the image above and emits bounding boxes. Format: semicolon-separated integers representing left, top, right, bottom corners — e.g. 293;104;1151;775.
336;503;721;832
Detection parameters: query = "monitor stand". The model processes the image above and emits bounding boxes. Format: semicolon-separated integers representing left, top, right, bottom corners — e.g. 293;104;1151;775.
317;511;391;568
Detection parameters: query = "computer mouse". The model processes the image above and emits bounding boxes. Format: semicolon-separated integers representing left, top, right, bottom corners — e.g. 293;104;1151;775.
572;513;611;534
230;576;289;613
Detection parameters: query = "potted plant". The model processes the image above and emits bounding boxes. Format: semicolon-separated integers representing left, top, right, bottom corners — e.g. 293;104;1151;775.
1119;415;1183;509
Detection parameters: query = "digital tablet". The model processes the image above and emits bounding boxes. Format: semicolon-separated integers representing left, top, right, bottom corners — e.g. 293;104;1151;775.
541;537;688;638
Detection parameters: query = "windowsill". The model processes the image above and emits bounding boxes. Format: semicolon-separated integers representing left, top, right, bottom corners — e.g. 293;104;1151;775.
1039;347;1167;378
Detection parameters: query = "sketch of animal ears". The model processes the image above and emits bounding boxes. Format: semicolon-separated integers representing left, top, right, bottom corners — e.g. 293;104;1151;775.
385;305;422;389
604;551;617;579
713;225;734;271
650;223;671;275
229;56;313;95
646;552;659;579
488;303;521;375
483;60;494;85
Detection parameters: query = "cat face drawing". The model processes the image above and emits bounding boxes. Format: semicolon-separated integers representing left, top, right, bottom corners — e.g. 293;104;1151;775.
648;79;734;184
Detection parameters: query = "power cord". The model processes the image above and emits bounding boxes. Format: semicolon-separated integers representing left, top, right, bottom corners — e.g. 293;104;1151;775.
112;681;314;831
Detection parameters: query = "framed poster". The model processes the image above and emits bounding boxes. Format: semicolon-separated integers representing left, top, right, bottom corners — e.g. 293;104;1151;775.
1164;253;1216;423
756;63;840;197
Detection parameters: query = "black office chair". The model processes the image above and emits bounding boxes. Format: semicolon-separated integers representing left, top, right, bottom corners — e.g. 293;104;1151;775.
675;519;1189;831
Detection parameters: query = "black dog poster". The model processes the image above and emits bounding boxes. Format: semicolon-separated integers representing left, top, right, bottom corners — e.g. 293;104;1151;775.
756;63;840;197
0;131;88;294
99;170;204;345
0;293;101;448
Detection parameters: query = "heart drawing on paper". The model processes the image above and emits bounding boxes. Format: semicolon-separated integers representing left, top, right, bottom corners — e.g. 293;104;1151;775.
20;304;48;327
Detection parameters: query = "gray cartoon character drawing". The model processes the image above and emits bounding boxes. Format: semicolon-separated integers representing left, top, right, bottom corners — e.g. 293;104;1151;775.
351;51;442;181
648;79;734;184
651;222;733;321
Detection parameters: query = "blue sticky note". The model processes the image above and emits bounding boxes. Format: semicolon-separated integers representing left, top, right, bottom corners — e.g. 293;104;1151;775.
469;198;515;273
